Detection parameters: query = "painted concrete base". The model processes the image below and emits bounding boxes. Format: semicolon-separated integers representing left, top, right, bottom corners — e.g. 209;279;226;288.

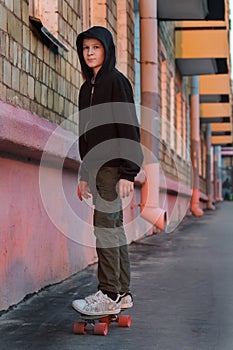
0;157;97;311
0;153;193;311
0;101;206;311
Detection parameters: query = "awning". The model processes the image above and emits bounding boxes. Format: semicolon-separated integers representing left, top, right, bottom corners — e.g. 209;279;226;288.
175;28;229;75
200;103;231;121
157;0;225;20
200;101;233;145
211;135;233;145
211;123;232;132
199;74;230;103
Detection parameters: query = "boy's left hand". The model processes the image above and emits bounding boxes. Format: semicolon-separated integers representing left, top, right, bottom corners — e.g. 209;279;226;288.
119;179;134;198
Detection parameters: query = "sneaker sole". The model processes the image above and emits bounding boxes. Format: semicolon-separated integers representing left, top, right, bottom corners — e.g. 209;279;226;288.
121;303;133;310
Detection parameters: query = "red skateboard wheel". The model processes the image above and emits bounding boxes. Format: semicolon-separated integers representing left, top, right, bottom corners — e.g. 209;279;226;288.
94;322;109;336
73;322;87;335
118;315;131;327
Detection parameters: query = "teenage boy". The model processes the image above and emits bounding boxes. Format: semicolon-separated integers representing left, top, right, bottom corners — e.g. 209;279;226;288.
72;26;143;316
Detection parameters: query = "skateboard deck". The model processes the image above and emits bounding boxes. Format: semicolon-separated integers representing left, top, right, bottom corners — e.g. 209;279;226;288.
73;310;132;336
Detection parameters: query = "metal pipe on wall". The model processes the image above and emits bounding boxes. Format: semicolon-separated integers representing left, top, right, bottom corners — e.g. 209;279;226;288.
190;76;204;217
139;0;166;231
213;146;218;201
214;146;223;201
217;146;223;201
206;124;215;210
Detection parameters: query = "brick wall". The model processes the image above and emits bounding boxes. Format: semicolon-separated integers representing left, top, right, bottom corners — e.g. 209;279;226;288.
0;0;82;130
91;0;135;85
106;0;117;38
91;0;117;42
158;21;194;189
0;0;137;132
116;0;135;84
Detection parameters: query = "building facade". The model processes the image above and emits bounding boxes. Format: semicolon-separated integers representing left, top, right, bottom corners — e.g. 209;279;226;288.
0;0;232;311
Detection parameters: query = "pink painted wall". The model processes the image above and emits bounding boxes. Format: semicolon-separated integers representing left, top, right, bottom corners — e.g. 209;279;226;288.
0;155;152;312
0;152;204;311
0;101;100;311
0;101;208;311
0;102;149;311
0;156;97;311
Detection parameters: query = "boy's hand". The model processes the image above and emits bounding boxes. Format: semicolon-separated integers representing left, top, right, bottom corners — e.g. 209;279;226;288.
119;179;134;198
77;181;91;200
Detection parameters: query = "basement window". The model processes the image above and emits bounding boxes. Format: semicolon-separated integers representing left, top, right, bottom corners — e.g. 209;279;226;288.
29;0;69;54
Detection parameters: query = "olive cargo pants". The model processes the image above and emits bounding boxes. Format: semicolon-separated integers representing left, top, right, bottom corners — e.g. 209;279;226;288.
89;167;130;294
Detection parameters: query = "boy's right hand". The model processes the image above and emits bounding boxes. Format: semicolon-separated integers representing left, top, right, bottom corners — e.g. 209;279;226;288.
77;181;91;200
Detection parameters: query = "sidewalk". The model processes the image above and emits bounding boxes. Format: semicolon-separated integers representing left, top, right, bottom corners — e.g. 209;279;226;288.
1;201;233;350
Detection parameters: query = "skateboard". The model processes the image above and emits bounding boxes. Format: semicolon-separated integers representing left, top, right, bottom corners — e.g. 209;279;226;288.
73;311;132;336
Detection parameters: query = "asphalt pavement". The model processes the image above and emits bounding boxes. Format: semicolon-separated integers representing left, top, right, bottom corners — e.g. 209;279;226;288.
1;201;233;350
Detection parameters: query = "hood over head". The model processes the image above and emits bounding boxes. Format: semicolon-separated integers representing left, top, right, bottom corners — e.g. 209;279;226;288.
76;26;116;83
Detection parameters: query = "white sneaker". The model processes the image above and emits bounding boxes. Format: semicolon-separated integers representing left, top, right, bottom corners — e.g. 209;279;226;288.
120;292;133;309
72;291;121;316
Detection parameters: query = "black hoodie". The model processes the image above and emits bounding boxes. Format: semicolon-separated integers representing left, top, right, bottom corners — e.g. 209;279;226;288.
76;26;143;182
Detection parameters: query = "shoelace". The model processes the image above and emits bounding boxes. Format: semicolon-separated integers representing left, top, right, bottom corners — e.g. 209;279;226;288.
86;291;121;303
85;296;116;312
85;293;121;313
85;291;107;304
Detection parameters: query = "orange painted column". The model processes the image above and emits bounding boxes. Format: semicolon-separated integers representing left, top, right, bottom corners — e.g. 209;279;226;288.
206;124;215;210
190;76;204;217
139;0;166;231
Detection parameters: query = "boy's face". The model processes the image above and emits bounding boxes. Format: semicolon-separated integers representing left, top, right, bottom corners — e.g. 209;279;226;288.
83;38;105;76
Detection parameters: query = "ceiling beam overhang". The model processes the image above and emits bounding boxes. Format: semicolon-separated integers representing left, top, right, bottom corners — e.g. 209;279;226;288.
157;0;225;20
199;74;230;94
211;135;233;145
175;28;229;76
211;123;232;132
199;74;230;103
200;102;231;118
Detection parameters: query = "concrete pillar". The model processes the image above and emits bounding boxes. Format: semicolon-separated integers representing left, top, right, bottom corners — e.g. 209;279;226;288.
190;76;204;217
206;124;215;210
